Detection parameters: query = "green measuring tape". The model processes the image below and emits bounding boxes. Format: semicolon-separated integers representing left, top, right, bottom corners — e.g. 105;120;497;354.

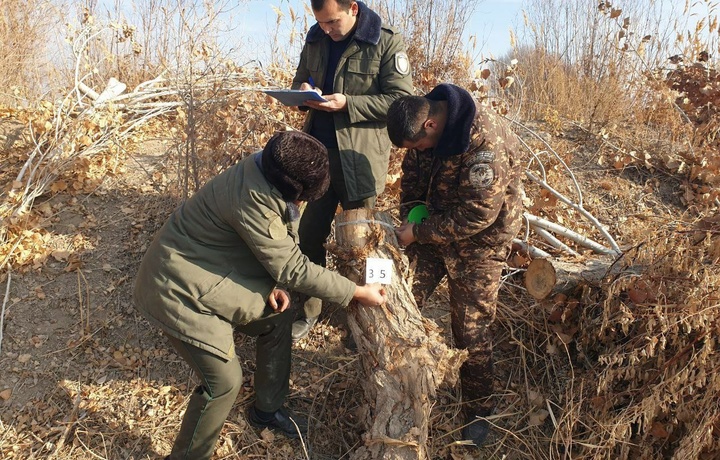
407;204;429;224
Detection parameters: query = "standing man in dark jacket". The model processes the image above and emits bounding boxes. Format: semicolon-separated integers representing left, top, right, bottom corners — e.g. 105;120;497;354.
289;0;414;340
387;84;524;447
133;131;386;460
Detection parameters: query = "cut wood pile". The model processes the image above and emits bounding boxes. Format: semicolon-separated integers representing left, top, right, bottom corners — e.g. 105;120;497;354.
492;214;720;459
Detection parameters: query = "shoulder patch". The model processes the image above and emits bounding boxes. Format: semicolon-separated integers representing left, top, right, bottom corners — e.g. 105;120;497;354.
268;215;288;240
471;150;495;164
395;52;410;75
469;163;495;189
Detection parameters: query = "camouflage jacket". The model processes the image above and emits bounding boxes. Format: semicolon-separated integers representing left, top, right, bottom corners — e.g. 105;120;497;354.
400;84;524;276
292;1;413;201
133;152;356;359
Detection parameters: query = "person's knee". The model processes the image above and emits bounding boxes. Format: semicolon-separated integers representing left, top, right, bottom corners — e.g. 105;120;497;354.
205;364;243;400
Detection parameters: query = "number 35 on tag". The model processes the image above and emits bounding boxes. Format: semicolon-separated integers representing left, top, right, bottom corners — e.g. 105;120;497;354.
365;258;393;285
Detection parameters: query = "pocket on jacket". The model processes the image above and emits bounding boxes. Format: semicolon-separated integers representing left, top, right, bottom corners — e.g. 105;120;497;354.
346;58;380;93
307;52;322;72
198;271;267;325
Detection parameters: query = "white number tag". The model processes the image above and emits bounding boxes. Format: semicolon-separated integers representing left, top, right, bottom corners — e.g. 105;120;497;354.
365;258;393;285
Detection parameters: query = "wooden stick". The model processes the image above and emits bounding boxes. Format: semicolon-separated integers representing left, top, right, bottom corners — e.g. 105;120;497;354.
0;269;10;354
47;386;82;460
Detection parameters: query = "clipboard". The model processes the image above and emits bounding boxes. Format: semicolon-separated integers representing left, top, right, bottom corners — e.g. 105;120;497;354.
262;89;328;106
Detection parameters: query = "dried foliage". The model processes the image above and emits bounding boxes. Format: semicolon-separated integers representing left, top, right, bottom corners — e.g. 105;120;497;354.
0;0;60;104
552;218;719;459
375;0;479;91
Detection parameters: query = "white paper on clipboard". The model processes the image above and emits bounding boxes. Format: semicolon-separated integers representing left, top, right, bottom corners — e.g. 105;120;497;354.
262;89;328;106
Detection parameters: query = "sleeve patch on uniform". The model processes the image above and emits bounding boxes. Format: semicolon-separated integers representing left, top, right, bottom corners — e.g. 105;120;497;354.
469;163;495;188
473;150;495;163
395;52;410;75
268;215;288;240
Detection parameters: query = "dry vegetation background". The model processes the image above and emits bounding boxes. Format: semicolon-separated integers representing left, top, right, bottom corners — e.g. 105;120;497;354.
0;0;719;459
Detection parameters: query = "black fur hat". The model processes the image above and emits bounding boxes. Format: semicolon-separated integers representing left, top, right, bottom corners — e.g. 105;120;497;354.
262;131;330;202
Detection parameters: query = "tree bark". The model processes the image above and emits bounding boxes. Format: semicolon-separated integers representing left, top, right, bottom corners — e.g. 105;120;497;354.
524;256;621;300
329;208;467;460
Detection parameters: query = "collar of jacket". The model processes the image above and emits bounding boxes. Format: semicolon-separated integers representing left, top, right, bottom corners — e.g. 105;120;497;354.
425;83;477;158
253;151;300;221
306;2;381;45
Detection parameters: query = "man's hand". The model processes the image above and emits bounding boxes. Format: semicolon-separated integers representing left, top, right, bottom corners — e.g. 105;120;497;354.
353;283;387;307
303;93;347;112
267;289;291;312
294;82;323;112
395;223;416;247
299;82;322;94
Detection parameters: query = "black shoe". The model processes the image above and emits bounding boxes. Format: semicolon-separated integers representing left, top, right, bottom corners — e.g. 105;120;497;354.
462;414;490;447
248;405;308;439
291;316;318;341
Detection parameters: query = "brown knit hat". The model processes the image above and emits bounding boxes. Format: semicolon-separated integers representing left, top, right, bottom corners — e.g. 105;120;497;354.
262;131;330;202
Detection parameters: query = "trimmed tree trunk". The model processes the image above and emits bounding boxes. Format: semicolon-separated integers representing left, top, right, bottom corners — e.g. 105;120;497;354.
329;208;467;460
524;256;621;300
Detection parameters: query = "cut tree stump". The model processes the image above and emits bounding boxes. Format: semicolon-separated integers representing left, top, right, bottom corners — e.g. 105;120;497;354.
524;256;621;300
329;208;467;460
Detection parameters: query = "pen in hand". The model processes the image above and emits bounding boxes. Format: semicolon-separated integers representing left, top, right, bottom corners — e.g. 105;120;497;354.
308;76;315;88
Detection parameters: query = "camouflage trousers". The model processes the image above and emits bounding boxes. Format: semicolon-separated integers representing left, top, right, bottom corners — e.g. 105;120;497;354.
407;242;510;415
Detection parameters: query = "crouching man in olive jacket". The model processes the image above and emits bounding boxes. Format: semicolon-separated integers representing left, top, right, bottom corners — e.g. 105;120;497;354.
133;131;386;460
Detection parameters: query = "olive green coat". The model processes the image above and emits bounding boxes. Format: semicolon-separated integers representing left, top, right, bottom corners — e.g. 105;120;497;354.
133;153;356;359
291;2;414;201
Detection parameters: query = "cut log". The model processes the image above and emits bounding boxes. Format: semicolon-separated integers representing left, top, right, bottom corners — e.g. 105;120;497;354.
523;256;620;300
329;208;467;460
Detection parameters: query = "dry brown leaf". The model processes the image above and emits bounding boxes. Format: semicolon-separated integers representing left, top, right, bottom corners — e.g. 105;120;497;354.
628;287;648;303
260;428;275;442
51;250;70;262
50;180;68;192
649;421;669;438
548;307;563;323
499;76;514;89
528;409;549;426
527;390;544;407
0;389;12;400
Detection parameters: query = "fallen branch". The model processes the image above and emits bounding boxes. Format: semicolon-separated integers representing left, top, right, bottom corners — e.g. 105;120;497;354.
0;269;10;354
513;238;551;259
506;118;622;257
524;256;624;299
525;213;618;256
525;171;621;254
47;384;82;460
532;226;581;257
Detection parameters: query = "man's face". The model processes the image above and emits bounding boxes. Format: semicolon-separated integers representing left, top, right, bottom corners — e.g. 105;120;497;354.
402;122;441;152
402;135;435;152
313;0;358;41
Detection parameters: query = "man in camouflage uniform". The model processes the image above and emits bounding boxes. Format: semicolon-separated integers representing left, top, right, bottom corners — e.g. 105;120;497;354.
289;0;414;340
387;83;524;446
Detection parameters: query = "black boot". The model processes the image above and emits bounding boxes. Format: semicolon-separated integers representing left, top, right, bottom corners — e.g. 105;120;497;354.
291;316;318;341
462;412;491;447
248;405;308;439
